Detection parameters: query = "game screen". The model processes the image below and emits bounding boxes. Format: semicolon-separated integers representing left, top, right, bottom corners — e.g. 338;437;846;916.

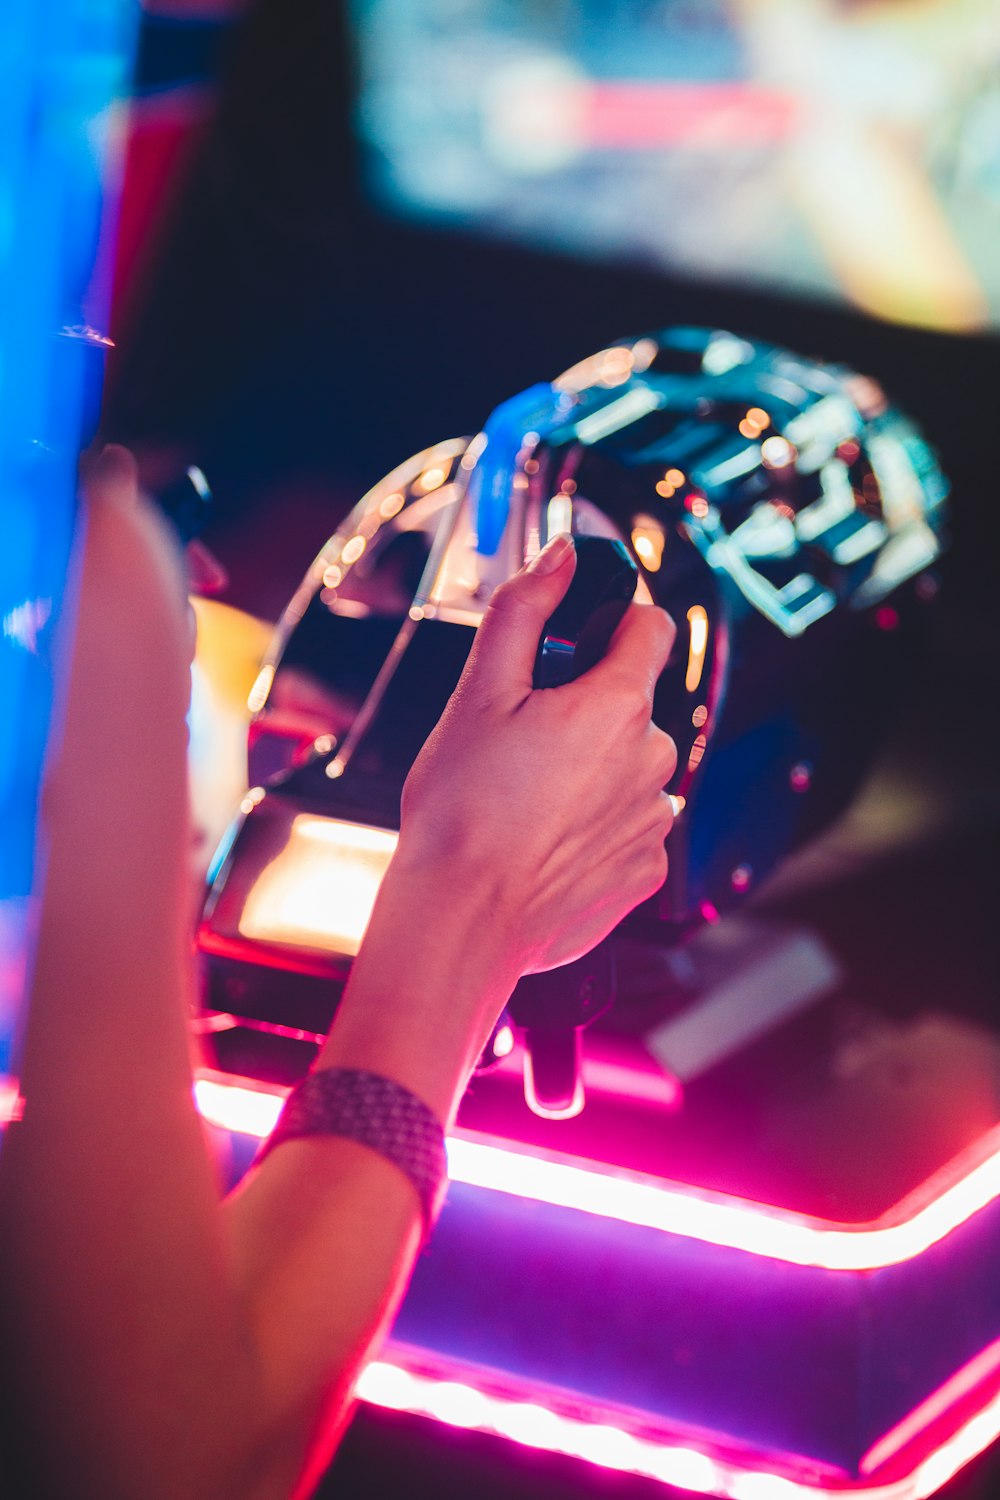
351;0;1000;333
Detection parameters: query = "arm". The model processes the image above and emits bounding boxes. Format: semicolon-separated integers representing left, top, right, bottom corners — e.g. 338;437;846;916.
0;455;675;1500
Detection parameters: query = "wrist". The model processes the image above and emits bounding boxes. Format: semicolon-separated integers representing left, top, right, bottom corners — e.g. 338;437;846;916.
315;850;523;1124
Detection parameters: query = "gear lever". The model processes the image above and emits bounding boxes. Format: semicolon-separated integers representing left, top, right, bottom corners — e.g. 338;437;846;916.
508;535;639;1118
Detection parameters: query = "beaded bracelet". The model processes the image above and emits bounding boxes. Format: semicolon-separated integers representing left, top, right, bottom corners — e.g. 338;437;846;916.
256;1067;449;1236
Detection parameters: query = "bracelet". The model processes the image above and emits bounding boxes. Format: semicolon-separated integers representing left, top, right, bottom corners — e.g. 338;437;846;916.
256;1068;449;1236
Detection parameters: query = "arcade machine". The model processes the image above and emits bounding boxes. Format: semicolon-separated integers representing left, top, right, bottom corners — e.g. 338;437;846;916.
188;324;1000;1500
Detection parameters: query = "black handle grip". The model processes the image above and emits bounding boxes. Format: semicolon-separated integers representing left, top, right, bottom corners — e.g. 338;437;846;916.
514;536;638;1118
533;535;639;688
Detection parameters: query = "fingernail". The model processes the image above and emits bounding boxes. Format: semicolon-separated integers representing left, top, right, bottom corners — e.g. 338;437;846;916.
82;443;138;501
668;794;686;818
526;534;574;575
96;443;137;483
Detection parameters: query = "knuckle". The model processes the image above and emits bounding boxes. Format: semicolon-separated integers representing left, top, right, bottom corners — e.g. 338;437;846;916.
651;727;678;782
642;604;676;662
637;840;669;899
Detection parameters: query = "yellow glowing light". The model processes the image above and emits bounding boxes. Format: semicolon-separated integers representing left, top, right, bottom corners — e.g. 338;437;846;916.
739;407;771;440
239;786;267;816
379;491;405;519
630;337;657;373
655;480;675;499
760;436;796;470
686;605;709;694
692;704;708;728
416;465;447;494
247;663;276;714
630;516;665;573
596;346;634;387
665;469;685;488
238;816;399;957
688;732;707;770
323;563;343;589
342;535;367;566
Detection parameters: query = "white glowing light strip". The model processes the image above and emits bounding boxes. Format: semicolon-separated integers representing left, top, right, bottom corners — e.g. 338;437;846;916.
831;521;887;566
575;386;660;446
445;1137;1000;1271
860;1336;1000;1475
195;1077;286;1138
701;535;834;639
0;1076;24;1124
356;1356;1000;1500
193;1077;1000;1273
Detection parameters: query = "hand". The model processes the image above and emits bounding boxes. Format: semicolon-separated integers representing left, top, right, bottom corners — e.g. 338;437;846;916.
397;535;678;977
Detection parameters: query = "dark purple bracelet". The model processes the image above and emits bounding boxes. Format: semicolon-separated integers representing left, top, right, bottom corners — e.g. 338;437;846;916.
256;1067;449;1235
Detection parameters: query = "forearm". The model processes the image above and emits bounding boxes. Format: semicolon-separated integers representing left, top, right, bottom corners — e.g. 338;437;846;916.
223;850;524;1499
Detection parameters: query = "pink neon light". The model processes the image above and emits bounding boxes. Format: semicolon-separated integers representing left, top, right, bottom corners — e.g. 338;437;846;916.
583;83;797;151
192;1074;1000;1273
355;1352;1000;1500
860;1335;1000;1475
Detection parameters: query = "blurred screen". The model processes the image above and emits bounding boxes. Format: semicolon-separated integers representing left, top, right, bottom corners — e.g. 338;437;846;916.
352;0;1000;333
0;2;137;1086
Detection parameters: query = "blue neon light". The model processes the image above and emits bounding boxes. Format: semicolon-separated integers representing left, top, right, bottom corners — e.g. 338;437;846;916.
0;1;138;1081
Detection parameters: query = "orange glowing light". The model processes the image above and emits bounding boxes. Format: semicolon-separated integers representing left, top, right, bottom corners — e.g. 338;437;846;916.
237;815;398;957
341;535;367;565
655;480;675;499
379;491;405;519
692;704;708;728
415;465;448;494
685;606;709;693
688;733;707;769
665;468;685;487
631;517;665;572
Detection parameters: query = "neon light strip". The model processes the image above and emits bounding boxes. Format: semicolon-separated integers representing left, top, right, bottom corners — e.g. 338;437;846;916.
192;1076;1000;1273
355;1354;1000;1500
860;1336;1000;1476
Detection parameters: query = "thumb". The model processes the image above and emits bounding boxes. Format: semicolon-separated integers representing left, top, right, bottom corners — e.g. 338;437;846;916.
465;535;577;697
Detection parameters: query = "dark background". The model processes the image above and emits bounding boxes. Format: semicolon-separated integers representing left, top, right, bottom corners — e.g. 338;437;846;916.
104;4;998;1497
